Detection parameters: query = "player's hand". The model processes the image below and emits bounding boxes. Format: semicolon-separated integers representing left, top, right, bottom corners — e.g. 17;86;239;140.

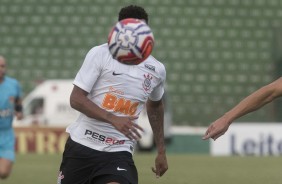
151;153;168;178
202;116;231;141
15;112;23;120
111;116;144;140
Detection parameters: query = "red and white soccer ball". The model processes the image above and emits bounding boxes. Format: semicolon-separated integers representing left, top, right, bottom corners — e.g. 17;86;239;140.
108;18;154;65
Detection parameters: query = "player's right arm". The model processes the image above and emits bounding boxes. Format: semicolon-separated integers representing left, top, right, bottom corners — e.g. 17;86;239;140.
203;77;282;140
70;85;143;140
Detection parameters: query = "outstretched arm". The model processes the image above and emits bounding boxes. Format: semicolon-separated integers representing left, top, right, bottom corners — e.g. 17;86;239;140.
146;98;168;178
203;77;282;140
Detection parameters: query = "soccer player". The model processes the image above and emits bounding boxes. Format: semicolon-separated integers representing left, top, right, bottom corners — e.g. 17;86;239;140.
58;5;168;184
0;56;23;179
202;77;282;141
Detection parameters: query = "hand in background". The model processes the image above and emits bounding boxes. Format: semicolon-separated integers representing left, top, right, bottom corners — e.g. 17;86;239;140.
202;116;232;141
15;112;23;120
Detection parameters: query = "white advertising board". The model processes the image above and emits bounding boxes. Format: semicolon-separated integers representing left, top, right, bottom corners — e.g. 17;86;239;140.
211;123;282;156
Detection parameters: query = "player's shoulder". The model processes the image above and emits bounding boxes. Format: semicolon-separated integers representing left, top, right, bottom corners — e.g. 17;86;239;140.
4;76;20;90
146;55;165;70
143;55;166;77
85;43;113;67
88;43;110;55
5;76;19;85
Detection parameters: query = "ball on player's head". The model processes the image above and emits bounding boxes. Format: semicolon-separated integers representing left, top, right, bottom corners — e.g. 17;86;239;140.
108;18;154;65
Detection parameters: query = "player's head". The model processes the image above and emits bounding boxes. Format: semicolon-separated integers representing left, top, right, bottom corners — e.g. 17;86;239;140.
118;5;149;24
0;56;6;81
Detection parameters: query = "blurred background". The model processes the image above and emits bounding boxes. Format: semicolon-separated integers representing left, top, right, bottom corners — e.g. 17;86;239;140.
2;0;282;183
2;0;282;154
2;0;282;125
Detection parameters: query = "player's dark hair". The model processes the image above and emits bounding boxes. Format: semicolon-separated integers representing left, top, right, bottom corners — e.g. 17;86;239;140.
118;5;149;24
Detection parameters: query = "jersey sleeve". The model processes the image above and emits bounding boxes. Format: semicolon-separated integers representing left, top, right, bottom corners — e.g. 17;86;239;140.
149;64;166;101
73;47;103;93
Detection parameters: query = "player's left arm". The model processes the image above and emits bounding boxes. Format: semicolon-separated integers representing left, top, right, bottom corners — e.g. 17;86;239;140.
14;97;23;120
14;81;23;120
146;98;168;178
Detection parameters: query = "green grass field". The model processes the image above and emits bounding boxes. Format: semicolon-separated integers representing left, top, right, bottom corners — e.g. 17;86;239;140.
2;153;281;184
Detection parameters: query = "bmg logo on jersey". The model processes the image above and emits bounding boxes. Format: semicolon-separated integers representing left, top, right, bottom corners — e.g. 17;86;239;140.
102;93;139;115
85;129;125;145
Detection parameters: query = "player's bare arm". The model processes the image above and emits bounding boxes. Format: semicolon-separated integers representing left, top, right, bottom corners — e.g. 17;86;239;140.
70;85;143;140
203;77;282;140
14;97;23;120
146;98;168;178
